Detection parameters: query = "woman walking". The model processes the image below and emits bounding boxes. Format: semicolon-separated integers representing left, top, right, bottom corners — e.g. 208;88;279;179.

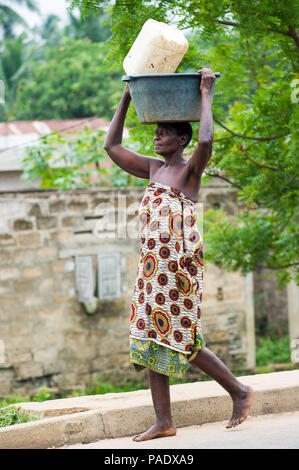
104;68;253;441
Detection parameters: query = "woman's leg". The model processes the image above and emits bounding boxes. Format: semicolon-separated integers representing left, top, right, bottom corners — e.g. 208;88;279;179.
132;369;177;441
190;347;254;428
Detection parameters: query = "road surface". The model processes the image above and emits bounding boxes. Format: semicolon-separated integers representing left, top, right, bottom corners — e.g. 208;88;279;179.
59;411;299;449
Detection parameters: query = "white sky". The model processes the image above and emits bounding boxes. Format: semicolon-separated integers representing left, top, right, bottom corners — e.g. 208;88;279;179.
13;0;71;27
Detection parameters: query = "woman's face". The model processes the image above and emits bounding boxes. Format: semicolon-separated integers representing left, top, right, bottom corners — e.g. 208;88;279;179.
153;125;184;156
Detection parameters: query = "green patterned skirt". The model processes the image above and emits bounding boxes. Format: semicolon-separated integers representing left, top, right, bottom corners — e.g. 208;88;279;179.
130;330;205;379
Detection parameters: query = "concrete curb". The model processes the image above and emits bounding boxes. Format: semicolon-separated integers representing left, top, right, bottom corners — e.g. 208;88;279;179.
1;370;299;449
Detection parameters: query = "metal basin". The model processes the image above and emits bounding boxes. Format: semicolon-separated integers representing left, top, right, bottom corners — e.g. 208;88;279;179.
122;72;221;124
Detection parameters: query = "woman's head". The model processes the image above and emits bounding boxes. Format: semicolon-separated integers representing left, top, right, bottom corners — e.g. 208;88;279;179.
153;122;193;156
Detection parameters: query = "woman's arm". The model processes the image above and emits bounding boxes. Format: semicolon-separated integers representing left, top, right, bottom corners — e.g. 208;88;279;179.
104;84;158;179
188;68;215;176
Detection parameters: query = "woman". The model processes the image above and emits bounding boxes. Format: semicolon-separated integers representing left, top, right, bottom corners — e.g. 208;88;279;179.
104;68;253;442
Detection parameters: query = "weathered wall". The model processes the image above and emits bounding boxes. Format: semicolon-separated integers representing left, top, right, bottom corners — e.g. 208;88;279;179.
0;183;261;396
254;266;288;336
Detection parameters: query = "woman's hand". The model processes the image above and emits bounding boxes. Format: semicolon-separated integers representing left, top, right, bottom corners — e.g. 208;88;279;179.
197;68;215;94
124;82;131;97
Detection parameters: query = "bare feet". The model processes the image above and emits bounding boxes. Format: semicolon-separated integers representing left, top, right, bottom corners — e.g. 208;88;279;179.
132;423;177;442
226;385;254;429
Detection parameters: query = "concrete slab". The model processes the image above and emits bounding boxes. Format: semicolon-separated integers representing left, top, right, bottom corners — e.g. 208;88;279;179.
1;370;299;448
0;410;104;449
62;411;299;449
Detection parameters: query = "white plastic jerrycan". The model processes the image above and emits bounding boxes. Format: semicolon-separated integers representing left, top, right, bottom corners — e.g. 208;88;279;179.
123;19;189;75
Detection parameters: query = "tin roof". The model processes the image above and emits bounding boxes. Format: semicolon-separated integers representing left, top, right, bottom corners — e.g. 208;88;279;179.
0;117;112;172
0;117;110;137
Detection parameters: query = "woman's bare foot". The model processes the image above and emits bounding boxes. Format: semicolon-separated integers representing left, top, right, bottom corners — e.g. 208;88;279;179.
226;385;254;428
132;423;177;442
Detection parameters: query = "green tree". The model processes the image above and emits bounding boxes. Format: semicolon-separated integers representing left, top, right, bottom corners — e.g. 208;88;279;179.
65;0;299;288
0;0;39;38
38;14;63;49
64;8;110;42
12;37;123;120
0;33;38;120
21;127;145;189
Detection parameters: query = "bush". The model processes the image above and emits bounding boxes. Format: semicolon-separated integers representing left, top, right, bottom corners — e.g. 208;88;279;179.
256;335;290;366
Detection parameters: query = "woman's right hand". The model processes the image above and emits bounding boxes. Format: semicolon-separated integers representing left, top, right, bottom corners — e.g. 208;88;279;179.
125;83;131;97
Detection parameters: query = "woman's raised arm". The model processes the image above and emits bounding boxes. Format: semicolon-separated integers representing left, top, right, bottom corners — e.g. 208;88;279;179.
104;84;158;179
187;68;215;177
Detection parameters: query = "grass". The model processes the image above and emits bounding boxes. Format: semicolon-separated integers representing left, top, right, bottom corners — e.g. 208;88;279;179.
84;378;147;395
0;406;39;428
0;389;50;428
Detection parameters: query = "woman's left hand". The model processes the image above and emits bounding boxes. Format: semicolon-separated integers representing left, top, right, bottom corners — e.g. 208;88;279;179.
197;68;215;93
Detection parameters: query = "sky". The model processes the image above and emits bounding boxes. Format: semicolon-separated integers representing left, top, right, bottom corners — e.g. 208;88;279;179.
13;0;71;27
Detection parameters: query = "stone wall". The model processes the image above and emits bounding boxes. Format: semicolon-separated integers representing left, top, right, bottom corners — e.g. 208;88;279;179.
0;183;256;396
254;266;289;336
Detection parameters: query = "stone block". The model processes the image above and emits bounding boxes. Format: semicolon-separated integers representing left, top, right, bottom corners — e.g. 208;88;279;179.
10;350;33;364
73;345;96;360
37;246;58;259
13;248;36;264
17;361;44;380
64;331;87;346
0;234;16;246
51;230;72;242
49;201;66;213
0;267;20;281
33;346;57;364
36;216;57;230
0;382;11;396
88;329;106;343
52;372;77;388
24;295;44;308
51;261;66;274
39;332;63;346
38;305;62;319
0;248;13;264
9;324;30;338
28;203;42;217
61;216;81;227
13;219;33;231
67;360;88;373
91;196;111;210
14;280;35;294
0;282;11;295
1;296;21;310
12;337;38;350
52;294;71;304
38;278;54;292
67;201;88;211
23;266;43;278
17;232;40;246
208;330;230;344
54;277;75;293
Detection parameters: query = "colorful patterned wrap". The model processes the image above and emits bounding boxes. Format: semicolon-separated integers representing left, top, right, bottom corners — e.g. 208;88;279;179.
129;182;205;379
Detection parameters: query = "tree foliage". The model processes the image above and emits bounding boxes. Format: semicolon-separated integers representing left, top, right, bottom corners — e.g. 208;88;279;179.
21;126;146;189
64;0;299;288
11;37;123;120
0;0;39;39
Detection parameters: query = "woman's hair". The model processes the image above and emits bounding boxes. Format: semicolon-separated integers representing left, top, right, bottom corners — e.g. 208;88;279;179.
158;122;193;148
